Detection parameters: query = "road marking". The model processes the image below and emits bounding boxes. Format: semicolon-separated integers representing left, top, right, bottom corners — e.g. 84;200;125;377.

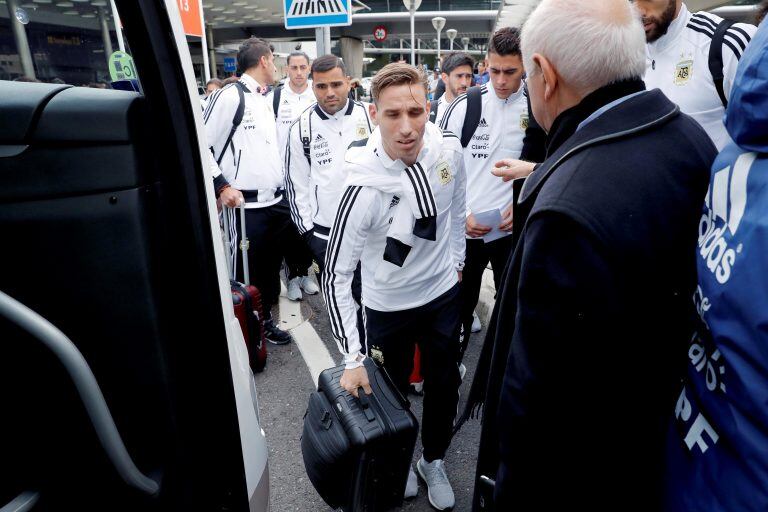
279;282;336;385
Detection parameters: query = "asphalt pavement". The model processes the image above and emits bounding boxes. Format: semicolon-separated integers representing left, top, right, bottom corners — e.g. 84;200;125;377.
254;279;489;512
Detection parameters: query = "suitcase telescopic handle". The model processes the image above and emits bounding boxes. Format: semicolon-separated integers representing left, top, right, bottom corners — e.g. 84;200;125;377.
221;204;251;286
357;389;376;422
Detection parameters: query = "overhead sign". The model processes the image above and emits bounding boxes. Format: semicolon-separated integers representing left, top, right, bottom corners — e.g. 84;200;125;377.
283;0;352;30
177;0;203;37
108;51;137;82
223;57;237;73
373;25;387;42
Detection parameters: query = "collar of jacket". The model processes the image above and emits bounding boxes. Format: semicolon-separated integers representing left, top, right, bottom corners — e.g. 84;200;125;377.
314;99;355;120
545;79;647;157
518;85;679;205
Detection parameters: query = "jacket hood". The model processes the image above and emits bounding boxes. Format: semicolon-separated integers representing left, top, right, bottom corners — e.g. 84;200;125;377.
725;20;768;153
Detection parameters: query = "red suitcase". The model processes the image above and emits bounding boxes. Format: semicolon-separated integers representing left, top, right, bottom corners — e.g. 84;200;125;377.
223;205;267;372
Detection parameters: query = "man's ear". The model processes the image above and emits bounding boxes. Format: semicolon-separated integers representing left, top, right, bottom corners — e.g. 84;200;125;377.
440;72;448;83
534;53;558;102
368;102;377;125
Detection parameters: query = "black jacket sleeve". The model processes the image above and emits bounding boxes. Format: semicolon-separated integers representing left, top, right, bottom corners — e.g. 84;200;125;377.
520;91;547;163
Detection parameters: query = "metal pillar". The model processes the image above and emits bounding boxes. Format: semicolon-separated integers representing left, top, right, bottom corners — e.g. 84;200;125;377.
98;7;113;65
6;0;35;79
198;1;210;82
109;0;125;52
409;4;415;65
207;24;217;79
315;26;331;56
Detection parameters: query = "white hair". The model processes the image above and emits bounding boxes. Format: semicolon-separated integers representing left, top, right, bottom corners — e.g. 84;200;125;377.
521;0;646;96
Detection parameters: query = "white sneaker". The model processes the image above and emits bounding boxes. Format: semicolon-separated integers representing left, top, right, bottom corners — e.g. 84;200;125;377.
299;274;319;295
459;363;466;382
416;457;455;510
404;467;419;499
286;277;303;301
471;312;482;333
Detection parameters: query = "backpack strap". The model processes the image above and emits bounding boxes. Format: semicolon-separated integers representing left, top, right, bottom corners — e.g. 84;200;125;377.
428;99;440;124
300;107;312;165
216;81;245;167
272;84;283;119
708;18;735;108
461;86;483;148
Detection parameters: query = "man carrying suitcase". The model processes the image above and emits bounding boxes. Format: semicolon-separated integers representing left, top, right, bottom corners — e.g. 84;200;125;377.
324;62;466;511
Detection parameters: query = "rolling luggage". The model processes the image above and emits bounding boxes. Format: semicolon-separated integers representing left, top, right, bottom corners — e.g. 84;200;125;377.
223;205;267;372
301;357;418;511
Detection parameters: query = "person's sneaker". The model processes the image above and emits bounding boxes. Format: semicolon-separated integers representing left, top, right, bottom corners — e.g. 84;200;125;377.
471;312;482;333
404;467;419;499
264;319;293;345
299;275;319;295
416;457;454;510
287;277;303;301
459;363;467;382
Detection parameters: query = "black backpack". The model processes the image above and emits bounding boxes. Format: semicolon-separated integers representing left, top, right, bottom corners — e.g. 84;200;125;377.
272;84;283;118
708;18;735;108
215;81;246;166
460;86;483;148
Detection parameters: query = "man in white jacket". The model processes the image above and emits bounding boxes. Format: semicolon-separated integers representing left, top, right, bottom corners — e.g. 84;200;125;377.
204;37;295;345
325;63;466;510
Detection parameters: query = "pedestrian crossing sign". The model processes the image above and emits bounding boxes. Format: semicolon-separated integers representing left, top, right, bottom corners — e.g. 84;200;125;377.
284;0;352;29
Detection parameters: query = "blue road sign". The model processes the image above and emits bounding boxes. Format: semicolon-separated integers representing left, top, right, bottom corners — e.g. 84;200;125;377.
223;57;236;72
284;0;352;30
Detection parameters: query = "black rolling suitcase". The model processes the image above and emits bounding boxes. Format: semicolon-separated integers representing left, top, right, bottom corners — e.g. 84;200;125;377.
301;357;418;511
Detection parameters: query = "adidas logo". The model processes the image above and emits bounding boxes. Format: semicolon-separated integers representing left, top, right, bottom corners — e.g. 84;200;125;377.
389;196;400;209
478;118;488;128
698;152;757;284
282;99;289;104
314;133;324;142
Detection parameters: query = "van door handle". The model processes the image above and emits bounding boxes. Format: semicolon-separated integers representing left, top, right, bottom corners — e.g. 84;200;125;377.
0;290;160;496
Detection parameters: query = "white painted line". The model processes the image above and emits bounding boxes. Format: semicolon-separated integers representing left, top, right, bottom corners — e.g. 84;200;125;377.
278;282;336;386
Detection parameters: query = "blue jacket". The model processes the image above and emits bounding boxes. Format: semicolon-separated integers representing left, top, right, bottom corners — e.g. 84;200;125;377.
665;20;768;512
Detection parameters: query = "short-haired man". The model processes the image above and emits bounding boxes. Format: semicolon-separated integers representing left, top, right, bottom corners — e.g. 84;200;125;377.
284;55;372;322
473;0;717;508
440;27;529;367
428;52;474;125
635;0;757;150
267;51;319;301
474;60;489;85
204;37;295;345
325;63;466;510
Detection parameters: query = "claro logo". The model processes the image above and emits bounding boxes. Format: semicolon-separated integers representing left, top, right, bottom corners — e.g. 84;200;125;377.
698;153;757;284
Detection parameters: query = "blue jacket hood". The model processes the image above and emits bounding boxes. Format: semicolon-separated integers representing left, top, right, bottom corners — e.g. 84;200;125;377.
725;19;768;153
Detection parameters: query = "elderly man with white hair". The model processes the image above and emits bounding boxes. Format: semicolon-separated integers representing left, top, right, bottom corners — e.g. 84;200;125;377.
467;0;718;509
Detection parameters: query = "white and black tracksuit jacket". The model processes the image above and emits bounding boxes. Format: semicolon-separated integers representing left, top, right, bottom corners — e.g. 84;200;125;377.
440;81;527;223
284;99;373;237
204;73;284;208
324;123;466;369
645;3;756;150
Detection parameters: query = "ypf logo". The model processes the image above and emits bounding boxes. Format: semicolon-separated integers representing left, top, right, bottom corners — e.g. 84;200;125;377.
698;152;757;284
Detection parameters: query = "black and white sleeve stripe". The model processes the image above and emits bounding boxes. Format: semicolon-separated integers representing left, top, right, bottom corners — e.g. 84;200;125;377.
323;185;364;353
283;119;311;234
689;13;753;59
403;163;437;218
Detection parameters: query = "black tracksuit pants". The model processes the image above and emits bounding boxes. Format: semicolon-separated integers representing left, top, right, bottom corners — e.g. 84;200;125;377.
229;198;300;317
364;284;461;462
459;236;514;360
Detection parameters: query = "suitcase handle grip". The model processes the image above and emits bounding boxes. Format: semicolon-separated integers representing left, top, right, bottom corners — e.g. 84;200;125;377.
357;388;376;422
